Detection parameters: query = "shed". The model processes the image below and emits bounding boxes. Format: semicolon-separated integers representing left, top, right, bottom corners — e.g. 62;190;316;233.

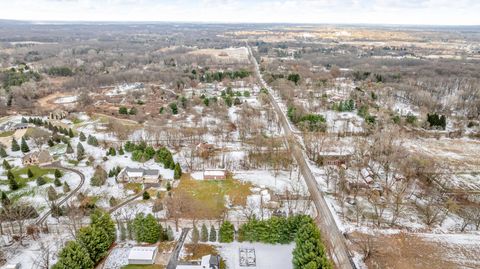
203;169;226;180
128;246;158;265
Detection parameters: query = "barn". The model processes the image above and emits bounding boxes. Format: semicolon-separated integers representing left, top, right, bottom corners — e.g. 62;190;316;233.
128;246;158;265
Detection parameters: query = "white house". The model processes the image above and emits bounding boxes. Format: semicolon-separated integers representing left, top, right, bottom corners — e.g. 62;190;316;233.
128;246;158;265
117;167;161;184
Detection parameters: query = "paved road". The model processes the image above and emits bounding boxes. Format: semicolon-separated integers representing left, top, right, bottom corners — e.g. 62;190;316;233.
166;228;190;269
248;46;355;269
35;165;86;226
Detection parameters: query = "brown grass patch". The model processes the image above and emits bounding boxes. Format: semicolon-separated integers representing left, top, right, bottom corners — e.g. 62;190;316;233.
181;244;218;261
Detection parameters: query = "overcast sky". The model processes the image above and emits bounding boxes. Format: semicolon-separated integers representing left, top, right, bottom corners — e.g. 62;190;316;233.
0;0;479;25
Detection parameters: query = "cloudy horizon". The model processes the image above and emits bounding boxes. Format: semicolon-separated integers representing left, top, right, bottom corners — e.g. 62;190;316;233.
0;0;479;25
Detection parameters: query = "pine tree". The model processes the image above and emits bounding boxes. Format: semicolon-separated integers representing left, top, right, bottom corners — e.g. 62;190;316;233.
66;142;74;154
55;169;62;179
133;213;161;244
47;186;58;201
48;139;55;147
87;135;98;146
11;138;20;151
3;159;11;170
79;132;86;141
0;146;7;158
20;137;30;153
292;222;332;269
8;171;19;191
52;241;94;269
192;225;200;244
118;147;125;155
1;191;10;207
174;162;182;179
219;221;234;243
63;181;71;193
77;142;85;160
68;128;74;138
27;168;34;178
166;226;174;241
120;222;127;241
54;177;62;187
90;210;117;245
77;225;111;263
201;224;208;242
209;225;217;242
36;176;46;186
143;191;151;200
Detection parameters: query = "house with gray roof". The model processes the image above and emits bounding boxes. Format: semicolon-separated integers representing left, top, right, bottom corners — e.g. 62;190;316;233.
117;167;161;184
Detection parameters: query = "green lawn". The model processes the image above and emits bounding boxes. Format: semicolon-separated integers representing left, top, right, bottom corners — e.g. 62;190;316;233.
1;166;55;189
0;130;15;137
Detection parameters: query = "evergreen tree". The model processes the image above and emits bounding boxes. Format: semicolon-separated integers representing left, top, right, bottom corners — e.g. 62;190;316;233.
66;142;74;154
209;226;217;242
0;146;7;158
20;137;30;153
90;210;116;245
36;176;47;186
11;138;20;151
120;222;127;241
292;222;332;269
47;186;58;201
77;225;111;263
1;191;10;207
174;162;182;179
52;241;94;269
219;221;234;243
54;177;62;187
133;213;161;244
63;181;71;192
68;128;74;138
143;191;151;200
166;226;174;241
48;139;55;147
77;142;85;160
27;168;34;178
192;225;200;244
79;132;86;142
8;171;19;191
201;224;208;242
55;169;63;179
87;135;98;146
118;147;125;155
3;159;11;170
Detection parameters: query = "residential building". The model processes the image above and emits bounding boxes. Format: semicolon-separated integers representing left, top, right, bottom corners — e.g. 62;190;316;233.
22;150;53;166
117;167;161;184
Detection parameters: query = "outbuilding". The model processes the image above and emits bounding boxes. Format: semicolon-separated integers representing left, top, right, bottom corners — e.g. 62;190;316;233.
128;246;158;265
203;169;227;180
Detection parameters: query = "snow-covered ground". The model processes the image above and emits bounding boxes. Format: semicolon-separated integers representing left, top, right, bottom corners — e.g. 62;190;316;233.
217;242;295;269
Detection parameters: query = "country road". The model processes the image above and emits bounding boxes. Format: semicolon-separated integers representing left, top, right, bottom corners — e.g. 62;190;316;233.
247;46;355;269
108;188;150;214
35;165;86;226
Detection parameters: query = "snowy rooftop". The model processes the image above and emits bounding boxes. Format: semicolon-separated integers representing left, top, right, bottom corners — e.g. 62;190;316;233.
128;246;157;261
204;170;226;176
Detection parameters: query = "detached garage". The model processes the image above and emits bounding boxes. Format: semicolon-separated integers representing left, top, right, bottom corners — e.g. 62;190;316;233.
128;246;158;265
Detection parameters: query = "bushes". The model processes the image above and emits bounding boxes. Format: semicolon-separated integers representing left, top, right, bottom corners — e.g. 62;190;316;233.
47;66;73;76
52;241;94;269
287;105;327;132
427;113;446;130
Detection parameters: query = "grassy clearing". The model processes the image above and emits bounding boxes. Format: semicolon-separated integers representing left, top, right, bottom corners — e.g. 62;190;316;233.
181;244;218;261
0;130;14;137
125;182;143;193
25;127;51;139
174;176;252;218
0;166;55;188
